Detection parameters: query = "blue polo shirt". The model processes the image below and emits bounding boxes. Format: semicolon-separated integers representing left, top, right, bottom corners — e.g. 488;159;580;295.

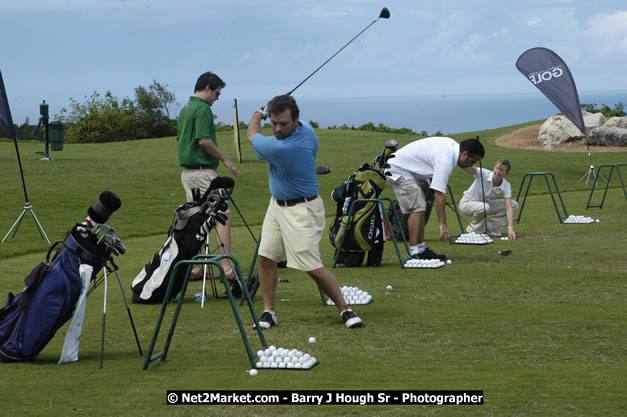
252;121;319;200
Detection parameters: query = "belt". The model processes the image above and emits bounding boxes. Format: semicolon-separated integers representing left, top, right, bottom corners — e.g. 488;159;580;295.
276;195;318;207
185;165;213;170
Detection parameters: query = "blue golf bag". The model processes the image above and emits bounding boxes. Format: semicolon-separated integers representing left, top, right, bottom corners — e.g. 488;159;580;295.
0;191;121;362
0;228;108;362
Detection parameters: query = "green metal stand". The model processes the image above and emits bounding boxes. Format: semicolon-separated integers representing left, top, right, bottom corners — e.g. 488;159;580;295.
514;172;569;223
586;163;627;209
332;196;410;269
142;254;266;370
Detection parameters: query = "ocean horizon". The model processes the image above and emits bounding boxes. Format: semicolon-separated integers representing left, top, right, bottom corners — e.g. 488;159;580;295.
213;91;627;136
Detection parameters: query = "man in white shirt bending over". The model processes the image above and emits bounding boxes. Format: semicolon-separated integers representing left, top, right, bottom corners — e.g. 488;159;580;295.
386;137;485;260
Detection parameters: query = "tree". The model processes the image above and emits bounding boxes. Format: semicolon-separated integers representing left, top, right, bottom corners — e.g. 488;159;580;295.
58;91;138;143
57;81;178;142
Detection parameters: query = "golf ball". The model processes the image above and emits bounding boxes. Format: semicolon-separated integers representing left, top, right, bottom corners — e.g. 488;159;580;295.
249;369;258;376
446;259;452;265
309;336;316;344
386;285;393;290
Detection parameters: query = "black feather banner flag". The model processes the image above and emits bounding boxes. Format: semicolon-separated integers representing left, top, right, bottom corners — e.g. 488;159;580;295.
516;47;585;134
0;71;16;137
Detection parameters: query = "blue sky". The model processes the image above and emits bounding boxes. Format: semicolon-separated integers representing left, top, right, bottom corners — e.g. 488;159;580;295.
1;0;626;125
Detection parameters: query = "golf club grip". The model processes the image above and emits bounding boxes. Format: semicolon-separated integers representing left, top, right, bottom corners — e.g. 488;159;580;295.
200;176;235;201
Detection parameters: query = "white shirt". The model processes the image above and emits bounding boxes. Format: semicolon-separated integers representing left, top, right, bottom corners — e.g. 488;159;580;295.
387;137;460;193
462;168;512;201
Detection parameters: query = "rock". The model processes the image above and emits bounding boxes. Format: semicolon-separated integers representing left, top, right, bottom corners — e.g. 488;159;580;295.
538;114;584;149
603;116;627;129
583;111;606;128
588;126;627;146
537;111;606;149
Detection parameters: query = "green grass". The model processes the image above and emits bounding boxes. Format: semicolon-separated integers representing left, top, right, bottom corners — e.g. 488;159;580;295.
1;123;626;416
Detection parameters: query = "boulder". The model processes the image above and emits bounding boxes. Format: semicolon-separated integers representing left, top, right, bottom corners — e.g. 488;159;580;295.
603;116;627;129
538;114;584;149
588;126;627;146
584;111;607;127
538;111;607;150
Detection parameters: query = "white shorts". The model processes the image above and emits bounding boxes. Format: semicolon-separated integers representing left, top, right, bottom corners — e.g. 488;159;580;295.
258;196;325;271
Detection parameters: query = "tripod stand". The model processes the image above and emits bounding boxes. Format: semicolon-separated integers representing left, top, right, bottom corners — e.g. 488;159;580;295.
578;140;607;186
2;202;50;244
0;72;50;245
87;256;143;369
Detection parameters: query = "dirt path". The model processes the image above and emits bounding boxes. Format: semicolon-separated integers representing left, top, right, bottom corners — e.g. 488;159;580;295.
496;124;626;152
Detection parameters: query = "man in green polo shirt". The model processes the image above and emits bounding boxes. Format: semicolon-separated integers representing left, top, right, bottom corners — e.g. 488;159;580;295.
177;71;240;291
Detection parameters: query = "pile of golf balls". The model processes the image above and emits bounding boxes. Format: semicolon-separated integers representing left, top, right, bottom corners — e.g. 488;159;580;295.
327;286;372;305
454;232;492;244
255;346;317;370
563;215;597;224
404;258;445;268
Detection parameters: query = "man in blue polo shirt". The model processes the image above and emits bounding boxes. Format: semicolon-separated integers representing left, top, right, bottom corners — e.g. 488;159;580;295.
246;95;362;329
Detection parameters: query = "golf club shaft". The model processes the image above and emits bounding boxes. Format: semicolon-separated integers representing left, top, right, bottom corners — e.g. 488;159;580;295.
477;136;489;234
287;10;387;96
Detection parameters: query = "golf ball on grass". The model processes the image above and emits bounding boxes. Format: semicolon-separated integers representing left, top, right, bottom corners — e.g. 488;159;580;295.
256;346;318;371
309;336;316;344
386;285;393;290
327;285;373;305
249;369;258;376
446;259;452;265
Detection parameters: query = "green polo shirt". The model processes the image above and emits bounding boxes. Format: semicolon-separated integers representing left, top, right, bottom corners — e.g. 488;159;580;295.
177;96;219;169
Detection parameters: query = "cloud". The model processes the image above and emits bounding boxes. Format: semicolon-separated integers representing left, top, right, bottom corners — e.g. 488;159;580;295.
585;10;627;54
526;16;542;26
492;27;511;38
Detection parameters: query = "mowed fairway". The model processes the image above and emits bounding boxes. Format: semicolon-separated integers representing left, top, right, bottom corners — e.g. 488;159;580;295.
1;122;625;417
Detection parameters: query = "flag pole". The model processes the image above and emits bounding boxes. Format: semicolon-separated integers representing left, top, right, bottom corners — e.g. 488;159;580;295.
0;70;50;244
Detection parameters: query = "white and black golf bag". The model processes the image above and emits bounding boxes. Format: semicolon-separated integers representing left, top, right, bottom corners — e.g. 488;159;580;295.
131;177;234;304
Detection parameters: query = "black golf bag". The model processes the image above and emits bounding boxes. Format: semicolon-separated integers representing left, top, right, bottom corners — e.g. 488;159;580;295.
0;192;121;362
131;177;233;304
329;141;398;267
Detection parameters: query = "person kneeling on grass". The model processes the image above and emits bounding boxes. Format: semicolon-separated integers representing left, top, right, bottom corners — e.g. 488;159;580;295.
246;94;362;329
458;159;518;240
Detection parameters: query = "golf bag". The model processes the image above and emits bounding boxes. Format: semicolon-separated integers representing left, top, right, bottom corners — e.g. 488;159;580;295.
131;177;233;304
0;192;121;362
329;141;398;267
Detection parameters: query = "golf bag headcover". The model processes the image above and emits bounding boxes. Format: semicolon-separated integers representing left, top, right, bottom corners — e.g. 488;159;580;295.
88;191;121;224
329;165;387;267
131;178;233;304
0;228;109;362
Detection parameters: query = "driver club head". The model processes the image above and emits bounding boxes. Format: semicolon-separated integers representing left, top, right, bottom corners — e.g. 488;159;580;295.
379;7;391;19
498;249;512;256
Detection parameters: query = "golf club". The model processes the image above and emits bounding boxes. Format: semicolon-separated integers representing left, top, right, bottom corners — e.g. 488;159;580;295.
286;7;390;96
446;202;512;256
479;156;489;235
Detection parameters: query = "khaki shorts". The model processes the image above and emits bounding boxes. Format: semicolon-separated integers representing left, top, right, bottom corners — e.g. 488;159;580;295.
181;168;230;213
388;176;429;214
258;196;325;271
